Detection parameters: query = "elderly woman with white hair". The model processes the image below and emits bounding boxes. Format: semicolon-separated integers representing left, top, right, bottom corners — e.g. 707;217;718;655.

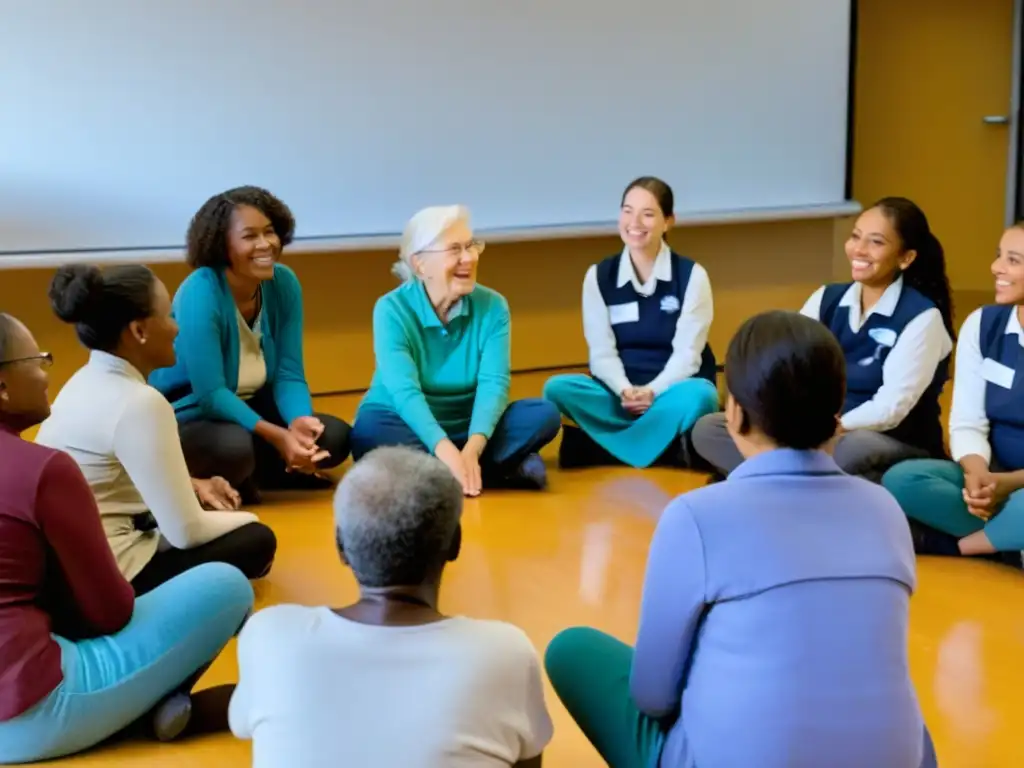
228;445;554;767
349;205;561;496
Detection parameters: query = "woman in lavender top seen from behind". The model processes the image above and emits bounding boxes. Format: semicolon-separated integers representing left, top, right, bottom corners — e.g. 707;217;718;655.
545;310;937;768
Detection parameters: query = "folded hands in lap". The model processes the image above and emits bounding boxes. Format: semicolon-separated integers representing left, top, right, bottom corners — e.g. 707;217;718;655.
962;469;1011;521
620;386;654;416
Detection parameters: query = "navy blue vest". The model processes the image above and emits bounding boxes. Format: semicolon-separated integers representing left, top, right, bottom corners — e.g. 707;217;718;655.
820;282;949;457
978;304;1024;471
593;251;716;387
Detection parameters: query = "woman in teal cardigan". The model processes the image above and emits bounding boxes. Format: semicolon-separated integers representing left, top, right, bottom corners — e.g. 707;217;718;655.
350;205;561;496
150;187;350;501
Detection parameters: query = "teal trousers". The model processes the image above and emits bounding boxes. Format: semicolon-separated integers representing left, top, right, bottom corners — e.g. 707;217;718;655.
545;627;666;768
882;459;1024;551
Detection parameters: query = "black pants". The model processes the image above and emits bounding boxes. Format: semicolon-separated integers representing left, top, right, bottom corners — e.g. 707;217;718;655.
178;387;351;493
558;424;687;469
130;522;278;596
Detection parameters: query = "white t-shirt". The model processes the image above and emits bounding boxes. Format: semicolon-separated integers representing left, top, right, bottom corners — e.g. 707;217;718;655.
228;604;554;768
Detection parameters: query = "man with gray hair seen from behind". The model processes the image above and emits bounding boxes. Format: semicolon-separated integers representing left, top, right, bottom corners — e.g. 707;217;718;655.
228;446;553;768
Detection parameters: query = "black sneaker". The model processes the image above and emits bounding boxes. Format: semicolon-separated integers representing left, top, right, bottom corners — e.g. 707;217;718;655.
151;692;191;742
906;519;961;556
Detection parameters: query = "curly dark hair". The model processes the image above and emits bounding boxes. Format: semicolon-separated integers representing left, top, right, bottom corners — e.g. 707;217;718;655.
185;186;296;270
873;196;956;339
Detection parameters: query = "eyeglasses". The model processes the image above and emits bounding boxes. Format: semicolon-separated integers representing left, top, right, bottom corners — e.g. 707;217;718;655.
417;240;485;258
0;352;53;369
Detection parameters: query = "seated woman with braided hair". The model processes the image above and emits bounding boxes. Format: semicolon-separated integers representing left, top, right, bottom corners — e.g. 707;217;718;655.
0;312;252;763
229;445;553;766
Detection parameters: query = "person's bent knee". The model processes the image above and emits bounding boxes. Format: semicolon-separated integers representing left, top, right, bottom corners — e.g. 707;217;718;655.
315;414;351;468
690;411;725;451
349;416;381;461
881;458;948;488
522;398;562;443
243;522;278;580
179;562;255;625
684;378;721;415
544;626;608;681
542;374;583;409
190;424;256;487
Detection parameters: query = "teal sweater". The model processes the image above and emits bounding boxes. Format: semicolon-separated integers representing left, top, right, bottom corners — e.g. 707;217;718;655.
359;280;511;451
149;264;314;431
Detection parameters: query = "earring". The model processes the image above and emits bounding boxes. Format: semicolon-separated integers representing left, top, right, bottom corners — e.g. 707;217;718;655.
140;337;147;344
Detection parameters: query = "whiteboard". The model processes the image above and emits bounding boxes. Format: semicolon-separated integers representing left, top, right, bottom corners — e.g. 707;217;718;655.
0;0;853;262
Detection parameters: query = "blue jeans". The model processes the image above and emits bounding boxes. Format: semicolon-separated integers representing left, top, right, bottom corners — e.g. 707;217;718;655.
350;398;560;482
0;563;253;764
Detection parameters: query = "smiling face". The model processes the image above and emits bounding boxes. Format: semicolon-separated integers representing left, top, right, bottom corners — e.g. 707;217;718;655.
0;317;51;430
226;204;282;282
845;206;916;287
992;226;1024;305
412;218;480;300
619;185;674;253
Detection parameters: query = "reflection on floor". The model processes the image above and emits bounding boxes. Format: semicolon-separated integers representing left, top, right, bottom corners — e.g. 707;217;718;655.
37;380;1024;767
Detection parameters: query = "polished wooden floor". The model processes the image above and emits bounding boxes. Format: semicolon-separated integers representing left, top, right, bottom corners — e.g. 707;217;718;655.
38;376;1024;767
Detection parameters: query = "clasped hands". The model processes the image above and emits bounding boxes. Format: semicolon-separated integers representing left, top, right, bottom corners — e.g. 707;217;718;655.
962;468;1011;521
620;386;655;416
276;416;331;475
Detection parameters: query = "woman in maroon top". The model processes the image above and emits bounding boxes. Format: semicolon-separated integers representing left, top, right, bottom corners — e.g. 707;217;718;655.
0;312;255;764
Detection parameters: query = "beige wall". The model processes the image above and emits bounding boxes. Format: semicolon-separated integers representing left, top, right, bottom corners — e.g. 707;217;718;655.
1;217;841;396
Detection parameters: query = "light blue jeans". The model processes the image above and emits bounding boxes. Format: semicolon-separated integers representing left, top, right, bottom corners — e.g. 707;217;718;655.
0;562;253;764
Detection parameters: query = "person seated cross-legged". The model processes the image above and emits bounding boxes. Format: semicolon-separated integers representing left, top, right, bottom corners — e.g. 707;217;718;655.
0;312;253;764
350;205;560;496
229;445;553;767
546;311;937;768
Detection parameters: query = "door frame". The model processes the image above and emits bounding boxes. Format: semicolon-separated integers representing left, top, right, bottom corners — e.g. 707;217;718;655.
1010;0;1024;223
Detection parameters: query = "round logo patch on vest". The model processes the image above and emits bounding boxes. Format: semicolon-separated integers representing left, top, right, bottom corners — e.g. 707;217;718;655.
660;295;681;314
857;327;898;366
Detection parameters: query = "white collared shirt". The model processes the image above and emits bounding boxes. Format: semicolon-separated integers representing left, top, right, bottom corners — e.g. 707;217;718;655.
35;350;259;581
800;277;953;433
948;306;1024;463
581;242;713;396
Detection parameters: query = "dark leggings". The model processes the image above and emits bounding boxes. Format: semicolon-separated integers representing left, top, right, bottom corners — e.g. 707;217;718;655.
179;387;351;494
559;424;688;469
130;522;277;596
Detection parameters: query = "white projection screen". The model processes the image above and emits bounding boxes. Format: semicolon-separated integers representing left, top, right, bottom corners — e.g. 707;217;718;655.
0;0;854;262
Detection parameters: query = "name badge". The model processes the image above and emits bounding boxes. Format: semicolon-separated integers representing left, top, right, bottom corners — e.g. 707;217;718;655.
981;357;1015;389
608;302;639;325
